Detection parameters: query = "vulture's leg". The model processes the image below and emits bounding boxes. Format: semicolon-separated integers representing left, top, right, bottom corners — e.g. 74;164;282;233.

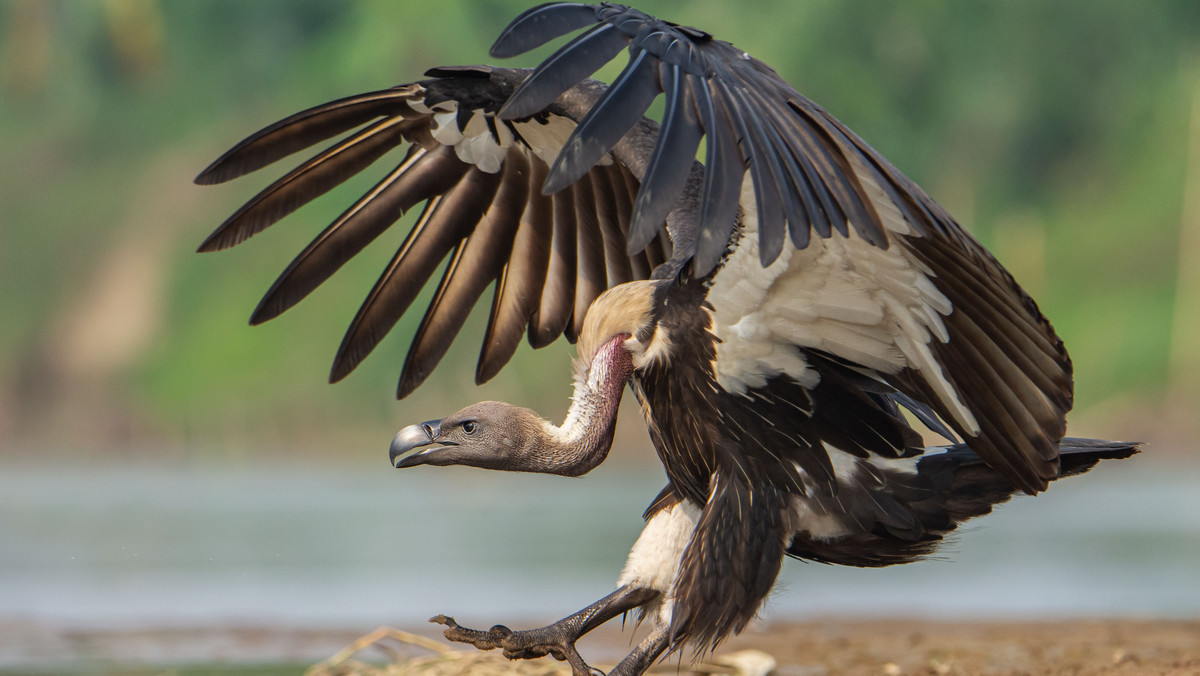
433;491;695;675
606;624;669;676
433;584;659;676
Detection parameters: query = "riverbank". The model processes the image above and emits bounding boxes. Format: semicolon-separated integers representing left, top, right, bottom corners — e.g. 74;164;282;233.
5;618;1197;675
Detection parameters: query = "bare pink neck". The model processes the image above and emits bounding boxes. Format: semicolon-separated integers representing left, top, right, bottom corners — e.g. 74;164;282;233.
538;334;633;476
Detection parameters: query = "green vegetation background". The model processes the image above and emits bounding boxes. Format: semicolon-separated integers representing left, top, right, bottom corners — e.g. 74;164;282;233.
2;0;1198;460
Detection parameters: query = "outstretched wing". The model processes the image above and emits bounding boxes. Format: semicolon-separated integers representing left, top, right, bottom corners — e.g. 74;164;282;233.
492;3;1072;493
197;65;670;398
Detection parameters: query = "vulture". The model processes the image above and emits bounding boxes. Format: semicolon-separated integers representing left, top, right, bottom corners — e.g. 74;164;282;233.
197;4;1138;675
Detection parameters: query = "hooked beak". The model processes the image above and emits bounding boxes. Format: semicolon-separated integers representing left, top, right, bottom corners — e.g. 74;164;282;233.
389;419;444;468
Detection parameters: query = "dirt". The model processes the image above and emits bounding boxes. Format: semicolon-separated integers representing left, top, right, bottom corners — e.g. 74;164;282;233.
290;618;1200;676
4;619;1197;675
722;618;1200;676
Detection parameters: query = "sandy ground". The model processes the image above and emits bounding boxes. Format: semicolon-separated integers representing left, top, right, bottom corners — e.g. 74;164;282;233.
726;618;1200;676
5;618;1197;675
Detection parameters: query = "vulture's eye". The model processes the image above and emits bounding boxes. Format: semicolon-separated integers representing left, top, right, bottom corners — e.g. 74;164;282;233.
461;421;478;435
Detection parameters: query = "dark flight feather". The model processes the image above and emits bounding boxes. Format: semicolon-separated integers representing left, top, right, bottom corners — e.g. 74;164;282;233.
498;22;628;120
477;155;553;383
397;154;529;398
199;116;411;253
691;81;743;274
251;144;466;325
543;49;659;195
195;89;417;186
489;2;600;59
626;64;701;254
490;4;890;275
197;67;666;392
331;164;503;383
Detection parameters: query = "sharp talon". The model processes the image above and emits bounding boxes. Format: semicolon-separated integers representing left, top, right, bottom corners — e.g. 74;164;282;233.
430;614;457;628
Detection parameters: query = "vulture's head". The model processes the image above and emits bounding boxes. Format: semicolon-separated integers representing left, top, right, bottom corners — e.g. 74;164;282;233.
389;401;556;472
388;280;669;476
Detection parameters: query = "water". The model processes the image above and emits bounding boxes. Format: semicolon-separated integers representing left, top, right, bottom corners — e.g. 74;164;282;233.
2;456;1197;640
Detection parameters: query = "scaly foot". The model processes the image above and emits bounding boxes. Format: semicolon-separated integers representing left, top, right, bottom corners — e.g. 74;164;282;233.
429;585;659;676
433;614;599;675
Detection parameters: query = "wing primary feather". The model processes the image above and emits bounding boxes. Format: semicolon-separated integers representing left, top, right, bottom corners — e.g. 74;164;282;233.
329;197;446;382
489;2;598;58
199;116;412;253
750;93;848;239
395;244;468;398
692;79;746;276
816;108;934;238
627;63;702;254
787;100;887;246
195;88;417;185
498;22;629;120
718;80;787;266
612;166;657;277
477;154;553;383
571;174;607;340
734;84;827;248
914;242;1065;359
396;158;527;397
740;85;843;244
950;310;1064;429
593;167;634;287
607;164;636;247
764;128;823;249
528;183;577;348
954;299;1068;403
328;165;504;382
935;335;1059;493
543;48;660;195
595;169;633;288
250;144;466;325
773;110;846;239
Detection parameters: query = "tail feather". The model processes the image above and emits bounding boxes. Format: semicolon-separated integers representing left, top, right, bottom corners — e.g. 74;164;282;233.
785;437;1139;567
1056;437;1140;476
924;436;1139;524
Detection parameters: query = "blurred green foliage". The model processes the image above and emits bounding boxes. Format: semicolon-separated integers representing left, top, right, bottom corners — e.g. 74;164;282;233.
2;0;1197;454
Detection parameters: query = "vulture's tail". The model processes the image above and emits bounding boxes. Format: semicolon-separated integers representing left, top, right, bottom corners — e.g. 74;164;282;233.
923;437;1139;526
785;438;1138;567
1054;437;1143;473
